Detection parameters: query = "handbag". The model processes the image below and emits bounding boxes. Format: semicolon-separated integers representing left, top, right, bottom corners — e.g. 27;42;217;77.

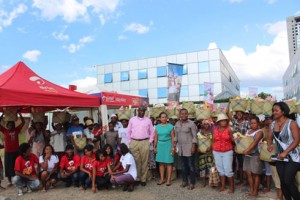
209;163;220;187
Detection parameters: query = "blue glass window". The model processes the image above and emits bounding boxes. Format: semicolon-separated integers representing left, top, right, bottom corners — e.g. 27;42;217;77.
104;73;112;83
138;69;147;79
157;87;167;98
157;66;167;77
180;86;189;97
120;71;129;81
199;61;209;73
139;89;148;97
183;65;187;74
199;84;204;96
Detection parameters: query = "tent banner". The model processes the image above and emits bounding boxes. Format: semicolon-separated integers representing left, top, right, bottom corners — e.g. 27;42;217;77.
204;82;214;110
167;63;183;109
101;92;143;107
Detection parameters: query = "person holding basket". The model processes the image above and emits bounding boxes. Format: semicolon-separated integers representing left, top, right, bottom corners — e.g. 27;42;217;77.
267;102;300;200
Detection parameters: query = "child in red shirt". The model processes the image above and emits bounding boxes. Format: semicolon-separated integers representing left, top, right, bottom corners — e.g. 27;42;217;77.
12;143;40;196
59;144;80;187
92;149;112;193
79;144;95;189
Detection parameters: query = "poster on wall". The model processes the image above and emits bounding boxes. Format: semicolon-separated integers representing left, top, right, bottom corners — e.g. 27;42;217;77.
204;82;214;110
167;63;183;108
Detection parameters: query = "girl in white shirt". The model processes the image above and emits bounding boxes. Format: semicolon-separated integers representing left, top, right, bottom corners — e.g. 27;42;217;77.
109;143;137;192
39;145;59;191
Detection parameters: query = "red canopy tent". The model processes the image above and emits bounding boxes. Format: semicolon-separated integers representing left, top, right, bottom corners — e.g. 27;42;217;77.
0;61;99;110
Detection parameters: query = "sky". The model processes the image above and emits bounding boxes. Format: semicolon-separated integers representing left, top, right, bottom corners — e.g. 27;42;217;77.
0;0;299;100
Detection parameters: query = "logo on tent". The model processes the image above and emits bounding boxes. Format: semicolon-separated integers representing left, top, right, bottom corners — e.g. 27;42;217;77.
29;76;58;93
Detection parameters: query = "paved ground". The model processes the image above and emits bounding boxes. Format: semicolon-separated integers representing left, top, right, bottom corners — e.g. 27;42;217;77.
0;177;278;200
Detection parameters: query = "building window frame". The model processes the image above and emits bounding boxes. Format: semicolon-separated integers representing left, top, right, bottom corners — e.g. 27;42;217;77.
138;69;147;79
120;71;129;81
157;66;167;77
104;73;113;83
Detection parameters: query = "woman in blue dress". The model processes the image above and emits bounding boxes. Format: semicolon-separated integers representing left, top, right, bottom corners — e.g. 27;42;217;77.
154;112;175;186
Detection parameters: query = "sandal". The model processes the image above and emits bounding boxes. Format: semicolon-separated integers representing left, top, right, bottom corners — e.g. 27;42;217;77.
180;183;188;188
157;181;165;185
187;185;194;190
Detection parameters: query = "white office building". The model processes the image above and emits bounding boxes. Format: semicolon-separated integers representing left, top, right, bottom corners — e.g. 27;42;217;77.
96;48;240;105
287;15;300;62
283;49;300;99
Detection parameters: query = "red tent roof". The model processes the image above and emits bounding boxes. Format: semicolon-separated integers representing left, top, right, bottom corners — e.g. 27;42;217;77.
0;61;99;108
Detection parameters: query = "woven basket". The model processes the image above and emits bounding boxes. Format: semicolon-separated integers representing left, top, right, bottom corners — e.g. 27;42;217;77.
74;137;87;150
151;107;166;118
3;108;18;121
263;101;275;115
230;99;249;112
166;108;178;118
296;105;300;113
284;100;296;114
259;143;276;162
235;136;255;154
198;137;212;153
32;112;45;123
250;101;264;115
117;109;131;120
196;108;212;120
52;112;67;123
182;102;195;114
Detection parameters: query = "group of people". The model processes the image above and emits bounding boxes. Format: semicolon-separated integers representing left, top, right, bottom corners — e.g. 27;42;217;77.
0;102;299;200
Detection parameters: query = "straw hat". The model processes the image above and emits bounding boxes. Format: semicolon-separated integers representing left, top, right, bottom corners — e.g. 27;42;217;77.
216;113;229;123
85;119;93;126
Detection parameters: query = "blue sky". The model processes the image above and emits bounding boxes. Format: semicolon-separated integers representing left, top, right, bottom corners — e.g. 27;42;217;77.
0;0;299;100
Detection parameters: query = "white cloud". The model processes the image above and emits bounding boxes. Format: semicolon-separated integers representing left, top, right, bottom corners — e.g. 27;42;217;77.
22;50;41;62
32;0;88;23
0;65;9;73
207;42;218;50
17;27;28;34
223;20;289;99
265;0;277;4
0;4;27;31
70;76;97;90
264;20;286;35
32;0;120;24
118;34;126;40
124;21;153;34
52;26;69;41
63;36;94;53
227;0;244;3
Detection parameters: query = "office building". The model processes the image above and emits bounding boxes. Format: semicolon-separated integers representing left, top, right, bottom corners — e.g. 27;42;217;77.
283;49;300;99
287;15;300;61
96;48;240;105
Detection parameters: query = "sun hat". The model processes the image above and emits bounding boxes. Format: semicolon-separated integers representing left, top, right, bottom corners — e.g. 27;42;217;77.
216;113;229;123
85;119;93;126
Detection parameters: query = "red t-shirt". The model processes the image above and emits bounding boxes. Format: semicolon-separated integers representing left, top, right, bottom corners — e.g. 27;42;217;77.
93;158;111;177
14;153;39;176
60;154;81;171
1;126;22;152
81;155;96;173
212;127;233;152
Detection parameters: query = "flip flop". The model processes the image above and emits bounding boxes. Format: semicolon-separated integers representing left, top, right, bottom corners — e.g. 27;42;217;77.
157;181;165;185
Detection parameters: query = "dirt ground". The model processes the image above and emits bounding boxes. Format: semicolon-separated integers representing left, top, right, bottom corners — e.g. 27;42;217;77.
0;176;278;200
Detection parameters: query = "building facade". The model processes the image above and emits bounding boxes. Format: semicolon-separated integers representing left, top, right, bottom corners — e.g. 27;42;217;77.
283;49;300;99
287;15;300;61
96;48;240;105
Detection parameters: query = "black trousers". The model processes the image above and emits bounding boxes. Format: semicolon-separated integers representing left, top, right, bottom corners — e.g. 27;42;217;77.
276;161;300;200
